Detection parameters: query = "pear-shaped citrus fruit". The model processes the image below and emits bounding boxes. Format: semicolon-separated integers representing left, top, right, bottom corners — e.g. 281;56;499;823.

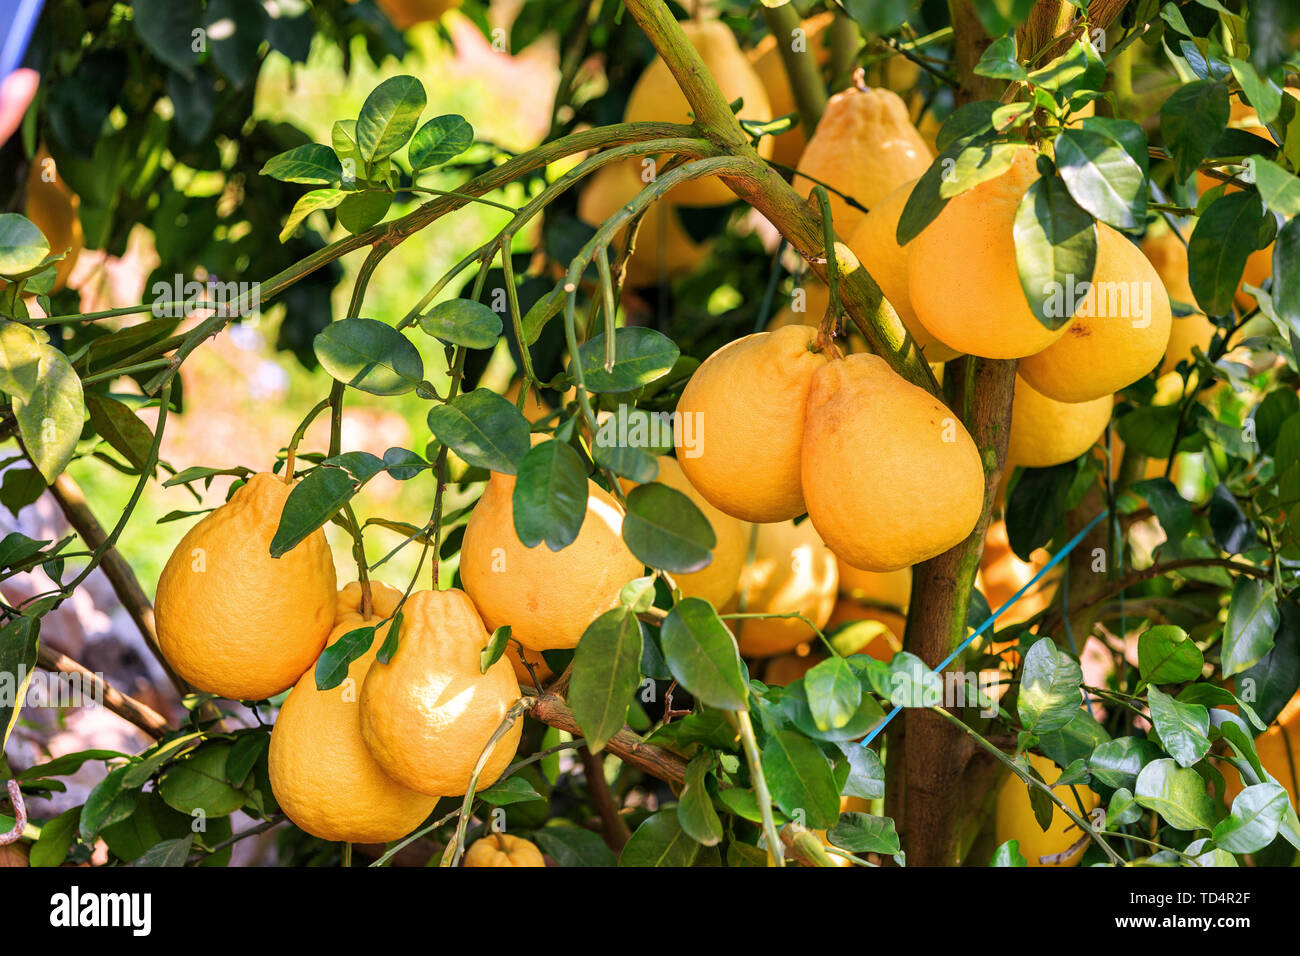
577;162;710;287
802;354;983;571
620;456;749;608
269;581;438;843
26;148;83;292
727;519;837;658
995;752;1100;866
909;147;1072;359
359;588;522;796
836;560;911;612
794;84;932;238
1005;375;1111;469
748;11;834;167
1141;228;1216;375
155;472;337;700
674;324;830;522
847;177;960;362
507;643;552;688
463;832;546;867
1018;225;1172;403
766;282;867;353
461;468;643;651
624;20;772;206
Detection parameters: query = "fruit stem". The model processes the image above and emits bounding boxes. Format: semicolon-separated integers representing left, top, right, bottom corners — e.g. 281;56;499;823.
761;1;829;133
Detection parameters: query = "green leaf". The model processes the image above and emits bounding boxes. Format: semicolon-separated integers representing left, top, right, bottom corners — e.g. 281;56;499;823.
1134;758;1216;831
131;835;194;867
1188;190;1272;315
1273;217;1300;331
1013;173;1097;329
426;389;531;475
480;626;511;674
827;811;900;854
1160;79;1230;182
973;36;1027;81
1106;787;1144;827
477;775;544;806
0;319;44;402
803;657;862;732
1228;58;1283;124
313;625;376;691
30;806;80;867
314;318;423;396
131;0;201;79
535;827;617;867
79;763;140;842
511;439;588;550
1054;128;1146;229
1018;637;1084;735
936;102;999;151
1026;37;1105;95
577;328;680;393
1212;782;1289;853
356;75;427;162
569;607;643;753
837;741;885;801
620;809;699;867
0;614;40;750
1078;117;1150;176
156;742;246;816
383;446;428;480
85;393;154;471
0;214;50;277
1089;735;1163;790
1037;707;1111;770
991;839;1028;866
336;191;392;234
260;144;342;185
621;483;715;574
1006;462;1077;558
1137;625;1204;684
1251;155;1300;216
278;187;346;242
1237;601;1300;726
970;0;1035;35
269;465;357;558
14;344;84;483
939;141;1023;199
659;598;748;710
1222;577;1280;677
418;298;503;350
409;114;474;170
18;749;123;781
896;139;965;244
678;754;723;846
1147;686;1211;767
762;730;840;829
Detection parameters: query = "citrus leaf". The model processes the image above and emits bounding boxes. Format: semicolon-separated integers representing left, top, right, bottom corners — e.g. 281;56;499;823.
576;328;679;393
1222;577;1279;678
14;345;84;483
1160;80;1231;183
619;809;699;867
659;599;748;710
336;190;392;234
1134;758;1215;831
418;298;502;350
1136;625;1204;684
1212;782;1289;853
1252;155;1300;216
314;317;423;396
313;625;376;691
1054;128;1147;229
512;439;588;550
278;187;345;242
259;144;341;185
1147;686;1211;767
426;389;530;475
1017;637;1083;735
85;393;155;471
1188;190;1272;316
0;318;47;402
761;730;840;829
269;465;357;558
1013;172;1097;328
803;656;862;732
356;75;426;162
409;114;474;170
991;839;1028;866
569;607;643;753
827;811;900;854
678;754;723;846
620;482;715;574
478;775;544;806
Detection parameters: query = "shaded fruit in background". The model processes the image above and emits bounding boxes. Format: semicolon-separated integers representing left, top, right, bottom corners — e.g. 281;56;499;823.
837;560;911;612
728;518;837;658
1141;228;1217;376
748;10;834;167
995;752;1100;867
909;148;1071;359
802;354;983;571
1221;690;1300;807
674;325;830;523
980;520;1053;630
1018;225;1172;404
624;20;772;205
369;0;461;29
360;588;522;796
825;603;902;661
576;162;711;287
762;645;819;686
461;466;643;651
847;177;960;362
26;147;82;292
463;832;546;867
1005;376;1111;469
793;84;932;238
155;473;337;701
620;456;749;608
270;582;438;844
502;379;554;423
508;643;552;687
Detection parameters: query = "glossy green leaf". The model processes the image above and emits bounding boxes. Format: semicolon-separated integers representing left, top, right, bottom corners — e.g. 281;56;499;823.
1018;638;1084;735
939;141;1022;199
621;482;715;574
1212;782;1289;853
14;344;84;483
409;114;474;170
418;298;503;350
426;389;531;475
1237;601;1300;726
761;730;840;829
313;625;376;691
569;607;642;753
804;656;862;732
478;775;544;806
837;741;885;801
1251;155;1300;216
156;742;246;816
577;328;680;393
512;438;588;550
278;187;346;242
972;36;1026;81
1054;128;1146;229
269;465;357;558
1159;79;1230;182
0;319;44;402
620;809;699;867
990;839;1027;866
259;144;342;185
535;827;616;867
1134;758;1216;831
827;811;900;854
336;190;392;234
658;598;748;710
85;393;154;471
1013;173;1097;328
678;754;723;846
356;75;426;162
1188;190;1271;316
1222;577;1280;677
1137;625;1204;684
1089;735;1164;791
1147;686;1211;767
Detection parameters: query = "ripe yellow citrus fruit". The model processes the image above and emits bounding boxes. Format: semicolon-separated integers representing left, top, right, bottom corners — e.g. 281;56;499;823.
847;177;960;362
1005;375;1111;469
748;11;834;167
793;85;932;238
674;324;830;522
836;560;911;612
1222;689;1300;807
269;581;438;843
995;752;1100;867
728;518;837;658
909;147;1072;359
576;161;710;287
1019;225;1173;403
26;148;82;292
155;473;337;701
802;354;983;571
460;466;643;651
463;832;546;867
1141;228;1216;376
359;588;522;796
980;520;1053;630
766;282;867;354
624;20;772;206
620;456;749;608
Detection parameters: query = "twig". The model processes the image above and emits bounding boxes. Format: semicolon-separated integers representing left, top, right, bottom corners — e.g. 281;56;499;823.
35;643;169;739
0;780;25;845
578;745;631;851
530;692;687;785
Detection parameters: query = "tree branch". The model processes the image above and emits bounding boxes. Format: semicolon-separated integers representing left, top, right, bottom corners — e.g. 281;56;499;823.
530;693;687;785
35;643;170;739
578;745;631;851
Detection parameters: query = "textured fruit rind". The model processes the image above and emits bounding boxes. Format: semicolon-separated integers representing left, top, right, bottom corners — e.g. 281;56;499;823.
463;832;547;867
1005;376;1111;469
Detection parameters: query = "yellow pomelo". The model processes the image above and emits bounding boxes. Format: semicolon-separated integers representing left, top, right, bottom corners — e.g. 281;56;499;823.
155;473;337;701
674;324;830;522
909;147;1072;359
837;560;911;612
793;85;932;238
359;588;522;796
461;467;643;650
620;456;749;608
995;752;1100;867
1141;228;1216;375
26;148;82;292
576;161;710;287
463;832;546;867
847;177;960;362
728;519;837;658
269;581;438;843
1005;376;1111;469
802;354;983;571
624;20;772;206
748;11;835;167
1019;225;1173;403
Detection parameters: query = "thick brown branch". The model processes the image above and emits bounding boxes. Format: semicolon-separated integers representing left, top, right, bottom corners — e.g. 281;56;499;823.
578;745;631;851
35;643;169;739
530;693;687;786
